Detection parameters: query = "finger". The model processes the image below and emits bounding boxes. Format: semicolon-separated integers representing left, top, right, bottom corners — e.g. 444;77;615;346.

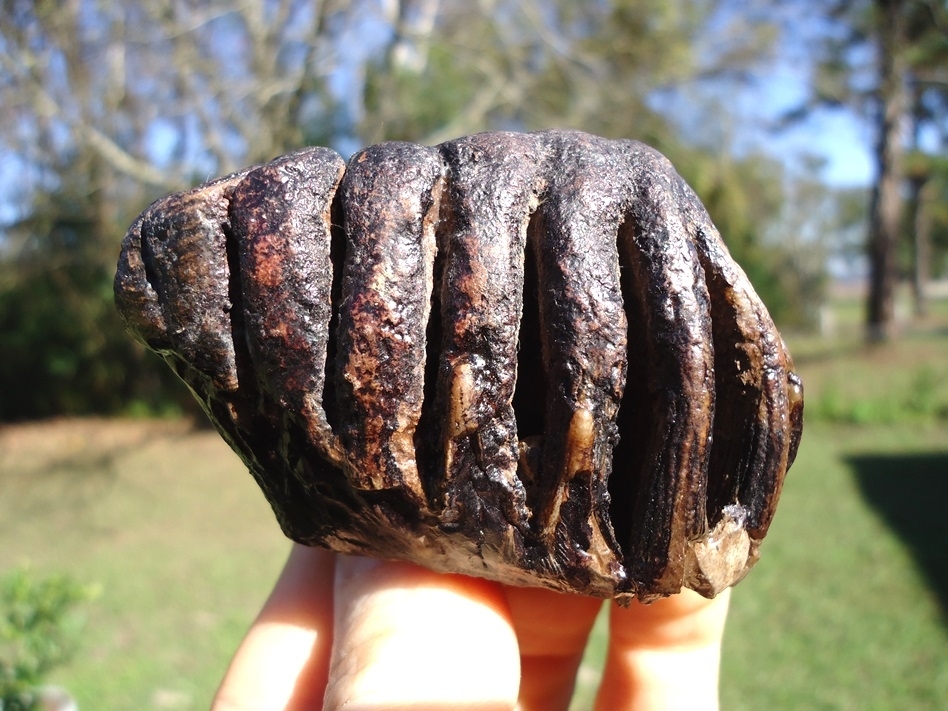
325;555;520;711
595;588;731;711
503;587;603;711
212;545;336;711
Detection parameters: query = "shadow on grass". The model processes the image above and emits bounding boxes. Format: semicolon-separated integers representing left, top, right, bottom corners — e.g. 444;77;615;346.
850;452;948;619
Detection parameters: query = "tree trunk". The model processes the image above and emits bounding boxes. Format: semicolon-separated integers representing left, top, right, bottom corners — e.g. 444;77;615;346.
909;175;932;317
866;0;909;342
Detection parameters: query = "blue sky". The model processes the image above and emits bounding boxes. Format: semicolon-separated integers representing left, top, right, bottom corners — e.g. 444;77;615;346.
764;76;875;188
792;110;873;187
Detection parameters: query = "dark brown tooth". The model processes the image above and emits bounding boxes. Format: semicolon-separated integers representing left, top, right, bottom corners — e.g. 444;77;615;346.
433;132;547;534
118;170;251;391
230;147;347;465
114;168;343;547
612;141;715;599
335;142;445;502
677;176;795;588
530;131;629;584
114;130;803;602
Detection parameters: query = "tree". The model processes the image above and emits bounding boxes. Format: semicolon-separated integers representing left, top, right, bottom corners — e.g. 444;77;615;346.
865;0;910;341
905;2;948;315
0;0;372;418
787;0;947;340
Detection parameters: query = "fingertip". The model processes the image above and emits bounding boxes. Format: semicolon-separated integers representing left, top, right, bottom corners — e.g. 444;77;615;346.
609;587;731;651
595;589;731;711
504;587;603;711
325;556;520;711
212;544;336;711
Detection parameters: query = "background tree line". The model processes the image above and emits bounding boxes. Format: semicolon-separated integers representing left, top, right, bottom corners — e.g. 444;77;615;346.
0;0;945;420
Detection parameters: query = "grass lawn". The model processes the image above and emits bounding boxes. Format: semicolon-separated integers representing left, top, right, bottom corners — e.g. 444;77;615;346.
0;419;291;709
2;312;947;709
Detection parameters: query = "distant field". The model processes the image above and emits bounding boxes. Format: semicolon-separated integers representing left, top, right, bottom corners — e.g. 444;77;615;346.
2;307;947;709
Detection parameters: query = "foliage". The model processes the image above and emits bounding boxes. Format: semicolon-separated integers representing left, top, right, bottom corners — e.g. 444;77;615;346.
0;568;95;711
0;179;191;421
808;365;948;424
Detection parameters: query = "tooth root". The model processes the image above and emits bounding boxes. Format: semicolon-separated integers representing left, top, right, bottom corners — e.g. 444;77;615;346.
565;408;596;477
447;361;479;440
441;360;478;489
541;407;596;541
334;142;444;502
231;147;347;465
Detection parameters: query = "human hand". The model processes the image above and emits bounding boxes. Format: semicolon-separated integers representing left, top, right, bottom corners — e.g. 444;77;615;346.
211;543;730;711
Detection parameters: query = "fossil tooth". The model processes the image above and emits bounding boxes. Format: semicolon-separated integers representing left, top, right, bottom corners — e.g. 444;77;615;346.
117;171;251;391
680;177;800;582
114;129;803;602
529;133;629;585
434;132;543;536
612;143;716;599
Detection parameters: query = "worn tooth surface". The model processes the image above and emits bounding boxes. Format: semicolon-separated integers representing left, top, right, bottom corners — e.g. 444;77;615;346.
613;142;716;599
113;129;803;602
530;132;629;586
434;132;545;534
335;142;445;501
231;147;347;465
114;168;343;546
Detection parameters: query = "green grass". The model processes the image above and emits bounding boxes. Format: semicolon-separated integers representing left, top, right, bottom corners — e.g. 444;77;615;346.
2;303;948;709
0;419;290;709
800;342;948;424
720;422;948;710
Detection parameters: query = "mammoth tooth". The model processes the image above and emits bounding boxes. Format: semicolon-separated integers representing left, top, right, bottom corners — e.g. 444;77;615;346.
611;142;716;599
113;129;803;602
528;132;630;584
678;179;803;591
115;170;252;392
